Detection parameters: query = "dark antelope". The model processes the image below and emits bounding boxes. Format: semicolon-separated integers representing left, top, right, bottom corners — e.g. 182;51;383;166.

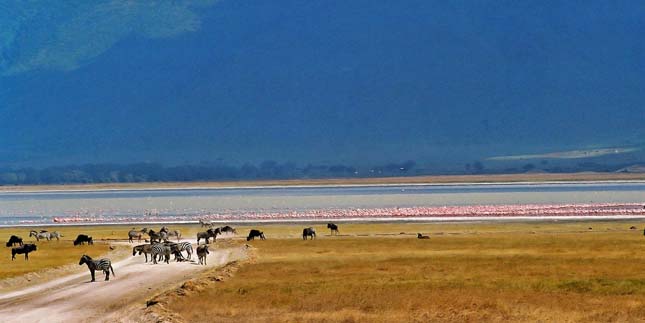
303;227;316;240
247;229;265;241
11;244;37;260
6;235;23;247
327;223;339;235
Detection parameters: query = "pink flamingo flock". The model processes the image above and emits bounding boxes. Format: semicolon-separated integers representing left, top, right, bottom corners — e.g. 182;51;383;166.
43;202;645;224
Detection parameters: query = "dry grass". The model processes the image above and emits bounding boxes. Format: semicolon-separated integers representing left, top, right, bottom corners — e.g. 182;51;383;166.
165;222;645;322
2;172;645;192
0;223;230;281
0;225;156;280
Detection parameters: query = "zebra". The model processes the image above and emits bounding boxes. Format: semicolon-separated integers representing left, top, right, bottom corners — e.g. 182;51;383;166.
79;255;115;282
29;230;63;241
199;219;214;228
160;226;182;242
132;244;153;262
171;241;193;260
151;243;172;264
128;229;143;243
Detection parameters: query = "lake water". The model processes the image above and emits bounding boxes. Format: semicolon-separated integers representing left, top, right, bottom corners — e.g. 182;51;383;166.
1;182;645;225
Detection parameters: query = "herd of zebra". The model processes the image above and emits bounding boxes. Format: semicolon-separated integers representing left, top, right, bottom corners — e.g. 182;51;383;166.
129;224;240;266
6;221;343;282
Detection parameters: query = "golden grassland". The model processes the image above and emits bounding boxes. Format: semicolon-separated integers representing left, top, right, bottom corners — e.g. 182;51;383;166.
0;223;231;281
0;226;139;281
4;221;645;321
2;172;645;192
161;221;645;322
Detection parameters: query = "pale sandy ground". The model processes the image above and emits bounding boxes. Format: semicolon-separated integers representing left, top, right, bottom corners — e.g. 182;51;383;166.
0;239;247;323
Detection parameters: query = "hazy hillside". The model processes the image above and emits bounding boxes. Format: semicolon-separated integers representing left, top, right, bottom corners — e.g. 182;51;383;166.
1;1;644;169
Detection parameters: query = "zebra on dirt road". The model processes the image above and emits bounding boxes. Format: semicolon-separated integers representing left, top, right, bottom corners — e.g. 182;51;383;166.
79;255;115;282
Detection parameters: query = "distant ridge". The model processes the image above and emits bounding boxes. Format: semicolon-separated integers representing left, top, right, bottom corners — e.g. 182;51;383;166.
616;164;645;173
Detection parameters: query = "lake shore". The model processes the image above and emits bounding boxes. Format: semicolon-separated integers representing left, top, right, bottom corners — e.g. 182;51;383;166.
2;172;645;192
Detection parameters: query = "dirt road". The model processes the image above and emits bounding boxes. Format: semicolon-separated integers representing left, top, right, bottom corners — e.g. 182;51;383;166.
0;242;247;323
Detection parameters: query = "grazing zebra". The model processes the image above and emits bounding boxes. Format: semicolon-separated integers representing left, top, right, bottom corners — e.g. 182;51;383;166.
160;226;182;242
196;245;209;265
29;230;63;241
79;255;115;282
132;244;153;262
128;229;143;243
151;243;172;264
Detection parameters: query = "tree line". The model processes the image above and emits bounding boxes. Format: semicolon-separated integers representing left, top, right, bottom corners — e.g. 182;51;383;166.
0;160;419;185
0;159;635;186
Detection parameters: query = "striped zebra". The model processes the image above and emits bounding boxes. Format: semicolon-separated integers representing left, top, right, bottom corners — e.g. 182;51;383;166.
199;219;214;228
128;229;143;243
160;226;182;242
29;230;63;241
172;242;193;260
79;255;115;282
151;243;172;264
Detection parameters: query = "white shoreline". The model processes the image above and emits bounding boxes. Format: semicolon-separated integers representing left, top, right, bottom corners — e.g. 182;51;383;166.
2;215;645;228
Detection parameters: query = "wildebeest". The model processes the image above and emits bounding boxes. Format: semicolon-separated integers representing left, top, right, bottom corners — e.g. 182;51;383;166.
197;228;218;244
247;229;265;241
327;223;339;235
128;229;143;243
132;244;154;262
6;235;23;247
219;225;237;235
73;234;94;246
303;227;316;240
417;233;430;239
197;245;209;265
79;255;114;282
29;230;63;241
12;244;37;260
160;226;182;242
630;226;637;230
143;229;164;243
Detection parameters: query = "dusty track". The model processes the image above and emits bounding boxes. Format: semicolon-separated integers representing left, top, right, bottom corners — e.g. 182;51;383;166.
0;241;247;323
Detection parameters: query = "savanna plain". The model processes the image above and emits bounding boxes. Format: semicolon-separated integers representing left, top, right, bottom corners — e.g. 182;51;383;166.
2;221;645;322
